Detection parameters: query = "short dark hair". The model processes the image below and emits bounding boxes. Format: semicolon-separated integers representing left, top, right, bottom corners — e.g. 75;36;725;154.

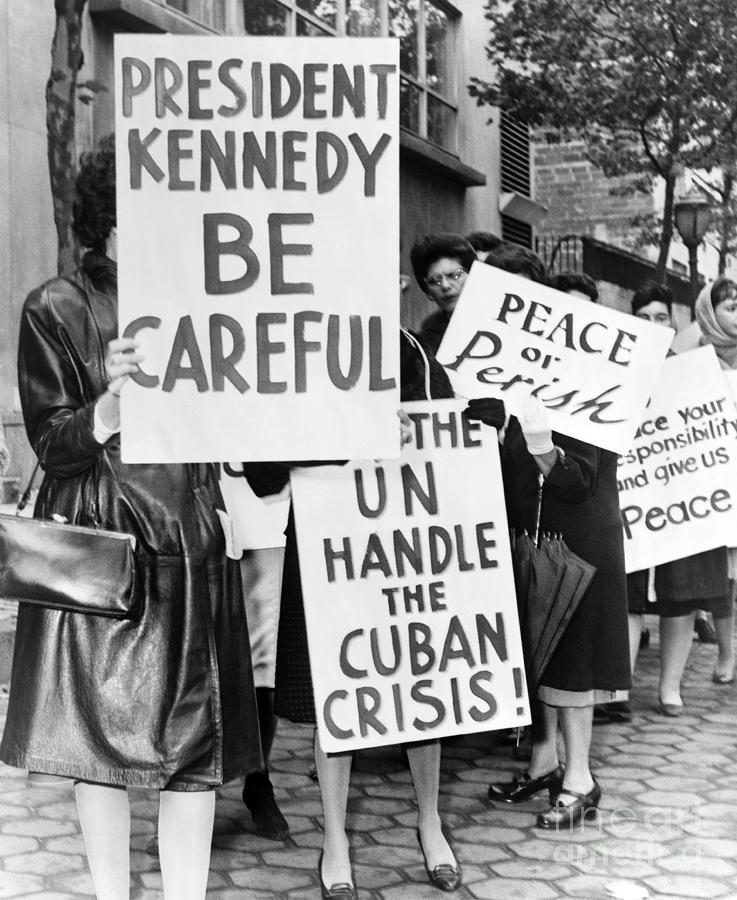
710;276;737;308
72;134;116;254
550;271;598;302
631;281;672;316
410;233;477;288
465;231;503;254
484;243;548;285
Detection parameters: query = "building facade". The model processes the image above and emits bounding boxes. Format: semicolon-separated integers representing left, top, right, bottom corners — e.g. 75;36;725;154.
1;0;535;482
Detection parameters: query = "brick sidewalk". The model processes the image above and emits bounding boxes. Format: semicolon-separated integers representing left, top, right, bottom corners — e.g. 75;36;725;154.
1;618;737;899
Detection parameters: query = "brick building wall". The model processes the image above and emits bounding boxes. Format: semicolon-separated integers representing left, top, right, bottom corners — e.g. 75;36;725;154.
534;138;654;250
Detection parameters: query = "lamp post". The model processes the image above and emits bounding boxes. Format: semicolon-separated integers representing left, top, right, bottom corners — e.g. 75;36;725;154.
673;190;712;311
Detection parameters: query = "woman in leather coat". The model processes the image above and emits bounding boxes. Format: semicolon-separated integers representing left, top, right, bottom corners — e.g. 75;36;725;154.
0;136;261;899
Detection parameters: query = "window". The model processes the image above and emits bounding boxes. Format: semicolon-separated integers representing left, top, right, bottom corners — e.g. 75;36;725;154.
244;0;459;152
162;0;225;30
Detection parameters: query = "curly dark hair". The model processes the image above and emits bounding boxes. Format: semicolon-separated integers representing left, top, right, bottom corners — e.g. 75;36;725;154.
483;243;548;286
72;133;116;254
465;231;503;255
631;280;672;316
409;233;477;289
550;271;599;302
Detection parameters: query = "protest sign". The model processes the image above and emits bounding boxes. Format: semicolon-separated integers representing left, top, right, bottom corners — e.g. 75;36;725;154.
617;346;737;571
290;400;529;753
436;263;672;454
114;35;400;463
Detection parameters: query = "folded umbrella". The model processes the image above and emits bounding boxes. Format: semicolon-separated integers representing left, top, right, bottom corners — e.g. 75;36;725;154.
530;537;596;687
510;475;597;694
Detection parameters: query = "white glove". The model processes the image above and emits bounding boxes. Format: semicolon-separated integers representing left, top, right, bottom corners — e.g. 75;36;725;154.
520;396;554;456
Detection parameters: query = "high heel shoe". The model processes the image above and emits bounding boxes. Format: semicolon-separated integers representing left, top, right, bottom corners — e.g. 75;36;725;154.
536;778;601;829
488;765;563;803
318;850;358;900
417;829;461;892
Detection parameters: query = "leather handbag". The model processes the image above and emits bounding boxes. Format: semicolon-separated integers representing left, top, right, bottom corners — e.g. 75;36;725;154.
0;462;142;619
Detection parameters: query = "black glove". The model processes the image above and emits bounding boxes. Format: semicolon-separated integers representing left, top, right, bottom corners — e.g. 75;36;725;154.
464;397;506;430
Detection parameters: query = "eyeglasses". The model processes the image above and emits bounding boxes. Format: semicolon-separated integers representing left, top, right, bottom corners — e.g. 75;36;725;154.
424;267;466;289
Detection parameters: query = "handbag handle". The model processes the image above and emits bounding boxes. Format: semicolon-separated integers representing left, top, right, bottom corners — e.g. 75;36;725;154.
401;328;432;401
16;456;104;527
16;460;41;516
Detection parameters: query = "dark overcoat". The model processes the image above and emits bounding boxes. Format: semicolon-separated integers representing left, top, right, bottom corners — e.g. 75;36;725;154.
500;418;631;693
0;253;261;789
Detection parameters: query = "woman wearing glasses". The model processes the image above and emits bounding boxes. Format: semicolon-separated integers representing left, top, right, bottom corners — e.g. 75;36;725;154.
411;234;477;355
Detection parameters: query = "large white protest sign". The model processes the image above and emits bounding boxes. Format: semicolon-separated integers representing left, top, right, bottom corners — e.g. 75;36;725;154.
114;35;400;463
290;400;529;753
436;263;672;454
617;346;737;571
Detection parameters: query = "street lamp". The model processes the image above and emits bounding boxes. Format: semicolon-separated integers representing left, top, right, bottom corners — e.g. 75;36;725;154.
673;190;712;310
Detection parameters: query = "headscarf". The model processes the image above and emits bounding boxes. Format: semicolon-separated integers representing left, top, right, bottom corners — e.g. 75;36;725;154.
695;281;737;370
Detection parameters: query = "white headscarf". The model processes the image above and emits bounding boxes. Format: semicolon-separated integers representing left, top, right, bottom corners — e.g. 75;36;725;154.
695;280;737;370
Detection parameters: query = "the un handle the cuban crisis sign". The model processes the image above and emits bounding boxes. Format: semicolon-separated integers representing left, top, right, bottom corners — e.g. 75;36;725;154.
290;400;530;753
436;264;673;454
617;346;737;572
114;35;400;463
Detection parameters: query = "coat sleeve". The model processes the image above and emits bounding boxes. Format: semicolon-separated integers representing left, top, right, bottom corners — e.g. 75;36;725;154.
542;432;603;504
17;284;104;479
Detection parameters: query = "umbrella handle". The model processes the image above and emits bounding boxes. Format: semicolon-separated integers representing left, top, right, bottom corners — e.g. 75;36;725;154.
533;472;544;547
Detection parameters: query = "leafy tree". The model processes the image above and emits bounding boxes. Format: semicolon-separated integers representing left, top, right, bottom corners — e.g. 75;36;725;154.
470;0;737;279
47;0;88;276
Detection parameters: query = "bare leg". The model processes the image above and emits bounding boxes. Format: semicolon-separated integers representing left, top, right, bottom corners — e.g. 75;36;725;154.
659;613;695;706
158;790;215;900
74;782;130;900
405;740;455;869
713;607;735;681
528;701;560;778
628;612;644;675
557;705;595;795
315;730;353;888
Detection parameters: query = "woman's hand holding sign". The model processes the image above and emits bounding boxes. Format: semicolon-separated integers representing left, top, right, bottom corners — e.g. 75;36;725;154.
398;408;413;447
464;397;506;430
521;396;560;476
97;337;144;433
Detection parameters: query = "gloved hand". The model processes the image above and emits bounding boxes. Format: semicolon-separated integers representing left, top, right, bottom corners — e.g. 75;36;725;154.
464;397;506;430
520;396;554;456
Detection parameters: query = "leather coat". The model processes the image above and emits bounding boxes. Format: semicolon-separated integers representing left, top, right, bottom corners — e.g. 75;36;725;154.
0;253;261;789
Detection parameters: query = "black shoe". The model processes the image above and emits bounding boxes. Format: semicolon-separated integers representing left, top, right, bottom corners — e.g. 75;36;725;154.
536;778;601;829
593;700;632;724
318;851;357;900
488;765;563;803
145;835;159;857
243;771;290;841
639;627;650;650
695;617;718;644
417;829;461;892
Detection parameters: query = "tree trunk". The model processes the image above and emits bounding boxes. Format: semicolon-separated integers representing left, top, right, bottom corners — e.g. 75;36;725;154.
718;170;734;275
46;0;88;277
654;172;676;282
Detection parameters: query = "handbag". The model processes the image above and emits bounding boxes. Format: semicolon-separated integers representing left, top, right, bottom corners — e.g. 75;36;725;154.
0;461;142;619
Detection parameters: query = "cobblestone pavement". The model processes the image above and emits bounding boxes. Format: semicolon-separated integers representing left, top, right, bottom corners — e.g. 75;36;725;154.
1;616;737;900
